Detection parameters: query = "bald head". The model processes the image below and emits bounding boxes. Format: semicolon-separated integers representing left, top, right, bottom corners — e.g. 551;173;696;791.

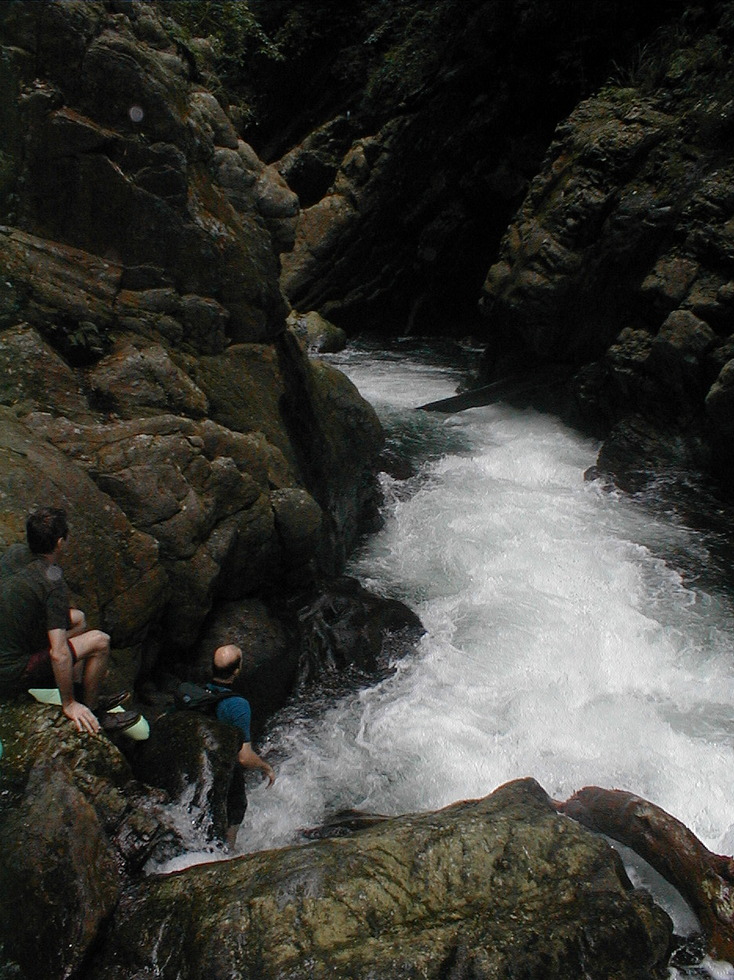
212;644;243;682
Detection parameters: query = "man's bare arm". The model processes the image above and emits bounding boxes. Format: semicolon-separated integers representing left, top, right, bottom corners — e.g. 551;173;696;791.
237;742;275;786
47;627;100;734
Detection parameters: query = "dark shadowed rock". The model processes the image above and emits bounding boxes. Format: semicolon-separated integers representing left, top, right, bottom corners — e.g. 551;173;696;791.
192;597;300;728
132;710;242;845
0;759;120;979
479;10;734;500
0;697;186;980
0;407;166;649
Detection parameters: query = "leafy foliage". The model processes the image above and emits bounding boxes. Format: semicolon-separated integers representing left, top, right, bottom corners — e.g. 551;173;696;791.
165;0;282;65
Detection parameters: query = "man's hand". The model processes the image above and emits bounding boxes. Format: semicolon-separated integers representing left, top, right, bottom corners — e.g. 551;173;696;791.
63;699;101;734
238;742;276;785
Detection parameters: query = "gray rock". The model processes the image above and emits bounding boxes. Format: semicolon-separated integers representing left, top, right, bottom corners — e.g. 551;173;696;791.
287;309;348;353
706;359;734;437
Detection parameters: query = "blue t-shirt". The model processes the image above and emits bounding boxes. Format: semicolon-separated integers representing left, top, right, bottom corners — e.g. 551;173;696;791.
208;684;251;743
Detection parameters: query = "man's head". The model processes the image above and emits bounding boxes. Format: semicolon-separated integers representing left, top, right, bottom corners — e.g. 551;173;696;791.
26;506;69;555
212;644;243;682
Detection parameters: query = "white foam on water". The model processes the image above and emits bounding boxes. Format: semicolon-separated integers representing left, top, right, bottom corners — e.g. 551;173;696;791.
235;346;734;947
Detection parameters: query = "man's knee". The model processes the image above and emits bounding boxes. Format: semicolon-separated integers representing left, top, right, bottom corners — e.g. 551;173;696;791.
92;630;111;654
75;629;111;659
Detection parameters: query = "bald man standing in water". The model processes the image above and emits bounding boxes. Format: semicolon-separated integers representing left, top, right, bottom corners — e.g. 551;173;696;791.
209;643;275;850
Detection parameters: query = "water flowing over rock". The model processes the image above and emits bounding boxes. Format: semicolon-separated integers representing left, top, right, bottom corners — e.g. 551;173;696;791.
558;786;734;963
3;3;734;977
478;7;734;494
87;778;672;980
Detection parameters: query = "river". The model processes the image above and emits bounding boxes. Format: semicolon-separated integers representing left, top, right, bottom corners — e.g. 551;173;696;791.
208;339;734;972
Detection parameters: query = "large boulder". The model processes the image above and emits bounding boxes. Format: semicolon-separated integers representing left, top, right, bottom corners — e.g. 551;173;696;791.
0;407;166;648
86;778;672;980
0;0;286;342
0;698;186;980
21;410;326;649
192;332;385;569
189;577;424;732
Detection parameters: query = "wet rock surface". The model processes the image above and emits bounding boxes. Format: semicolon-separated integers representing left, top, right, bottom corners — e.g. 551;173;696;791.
86;778;672;980
0;699;186;980
479;7;734;502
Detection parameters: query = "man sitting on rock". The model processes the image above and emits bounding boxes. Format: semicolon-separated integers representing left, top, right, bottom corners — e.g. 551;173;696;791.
0;506;139;734
209;643;276;849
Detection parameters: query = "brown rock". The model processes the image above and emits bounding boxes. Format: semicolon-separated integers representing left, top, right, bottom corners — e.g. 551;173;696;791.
88;341;209;418
0;697;185;980
194;597;299;725
0;407;166;647
0;759;120;979
0;322;93;417
86;778;672;980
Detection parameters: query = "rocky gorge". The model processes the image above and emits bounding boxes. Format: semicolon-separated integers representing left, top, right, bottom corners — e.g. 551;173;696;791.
1;1;734;977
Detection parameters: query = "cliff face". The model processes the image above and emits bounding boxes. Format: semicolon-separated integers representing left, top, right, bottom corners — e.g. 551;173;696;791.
481;4;734;494
236;0;686;335
231;0;733;499
0;0;385;677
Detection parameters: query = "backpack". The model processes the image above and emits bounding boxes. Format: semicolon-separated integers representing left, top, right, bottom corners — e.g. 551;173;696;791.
173;681;238;712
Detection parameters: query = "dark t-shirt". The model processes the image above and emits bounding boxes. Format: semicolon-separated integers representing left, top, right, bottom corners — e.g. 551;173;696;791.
0;547;70;694
0;542;33;579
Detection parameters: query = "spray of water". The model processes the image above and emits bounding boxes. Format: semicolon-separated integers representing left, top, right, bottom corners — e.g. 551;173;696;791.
238;348;734;868
219;344;734;980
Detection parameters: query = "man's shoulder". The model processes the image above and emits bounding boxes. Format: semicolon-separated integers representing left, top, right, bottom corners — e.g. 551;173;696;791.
0;543;31;578
19;558;66;591
207;683;246;705
210;686;250;715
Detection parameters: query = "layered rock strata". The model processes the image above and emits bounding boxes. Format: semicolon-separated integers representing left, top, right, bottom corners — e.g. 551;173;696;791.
0;1;388;690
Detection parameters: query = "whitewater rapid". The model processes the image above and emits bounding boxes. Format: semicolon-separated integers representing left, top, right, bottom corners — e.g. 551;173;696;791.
237;342;734;872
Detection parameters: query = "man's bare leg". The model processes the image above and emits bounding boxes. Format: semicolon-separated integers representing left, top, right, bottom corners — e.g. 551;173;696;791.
70;628;111;711
67;608;87;638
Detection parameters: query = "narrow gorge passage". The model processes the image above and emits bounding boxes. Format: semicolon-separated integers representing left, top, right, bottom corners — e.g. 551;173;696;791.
240;341;734;898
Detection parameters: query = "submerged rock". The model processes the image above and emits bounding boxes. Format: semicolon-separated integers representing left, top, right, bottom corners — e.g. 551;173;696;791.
87;778;672;980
